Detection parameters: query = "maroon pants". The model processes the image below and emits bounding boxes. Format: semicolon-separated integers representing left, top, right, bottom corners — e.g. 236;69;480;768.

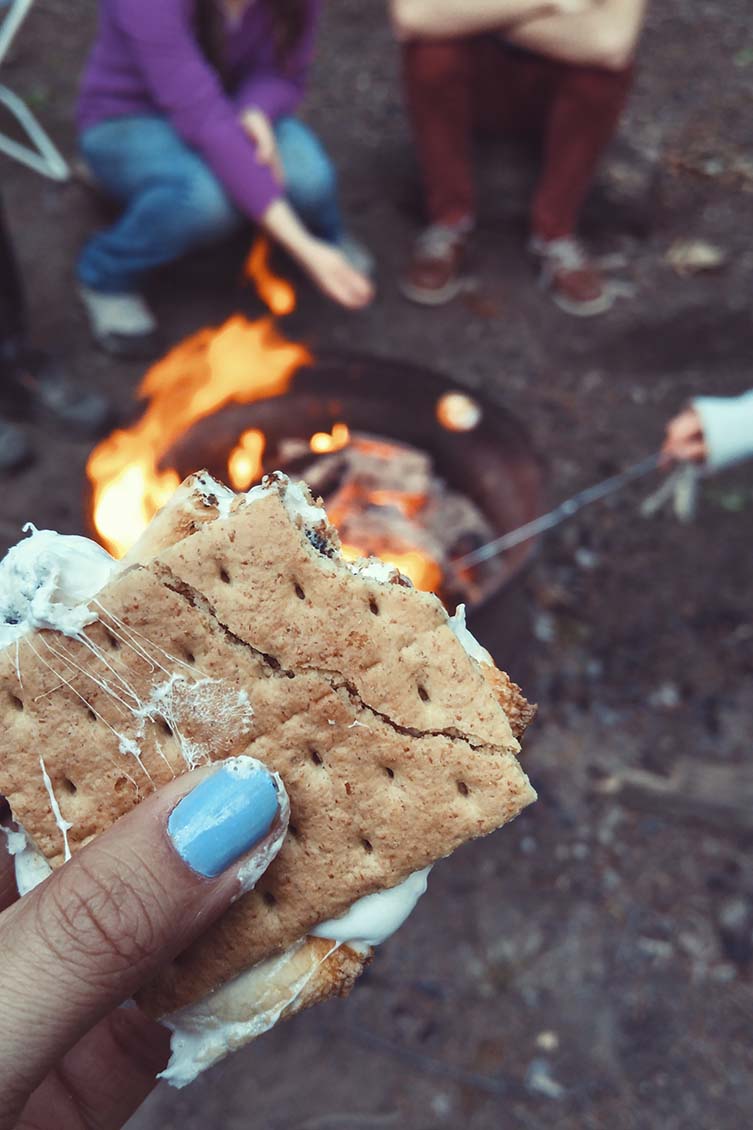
402;37;634;240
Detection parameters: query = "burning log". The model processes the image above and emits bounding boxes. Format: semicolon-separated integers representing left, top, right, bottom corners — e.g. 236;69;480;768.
280;432;503;603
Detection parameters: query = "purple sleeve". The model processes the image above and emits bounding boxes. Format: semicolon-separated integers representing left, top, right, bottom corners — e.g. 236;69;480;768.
112;0;281;220
233;0;321;121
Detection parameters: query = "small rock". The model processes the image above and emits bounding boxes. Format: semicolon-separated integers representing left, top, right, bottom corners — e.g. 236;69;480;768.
710;962;738;983
535;1030;560;1052
716;896;753;967
648;682;681;709
666;238;727;276
574;547;600;570
602;868;621;892
525;1058;566;1100
701;158;725;177
637;936;674;959
678;931;713;962
597;806;624;846
533;611;557;644
431;1092;452;1118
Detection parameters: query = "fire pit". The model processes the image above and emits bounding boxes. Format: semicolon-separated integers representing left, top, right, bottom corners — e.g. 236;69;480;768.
88;328;543;657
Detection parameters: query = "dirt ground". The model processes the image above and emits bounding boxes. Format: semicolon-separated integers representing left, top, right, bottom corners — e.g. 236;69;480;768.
2;2;753;1127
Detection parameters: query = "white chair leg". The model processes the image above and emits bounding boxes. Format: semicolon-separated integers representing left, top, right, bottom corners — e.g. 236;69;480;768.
0;0;35;67
0;84;69;181
0;0;70;181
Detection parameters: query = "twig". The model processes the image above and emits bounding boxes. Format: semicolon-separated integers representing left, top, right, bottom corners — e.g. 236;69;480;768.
599;761;753;834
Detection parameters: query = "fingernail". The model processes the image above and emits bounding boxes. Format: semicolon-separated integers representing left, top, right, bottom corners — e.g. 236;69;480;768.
168;757;279;878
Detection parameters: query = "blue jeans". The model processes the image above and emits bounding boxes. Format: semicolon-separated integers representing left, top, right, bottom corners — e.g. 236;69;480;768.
77;115;343;293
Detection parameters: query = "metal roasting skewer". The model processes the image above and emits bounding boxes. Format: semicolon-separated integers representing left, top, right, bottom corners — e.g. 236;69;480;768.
452;452;663;570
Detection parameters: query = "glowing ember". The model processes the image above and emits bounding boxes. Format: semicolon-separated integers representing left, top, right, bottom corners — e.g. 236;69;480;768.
244;237;296;317
341;543;442;592
437;392;482;432
88;311;310;557
228;428;266;491
310;422;350;455
302;434;492;599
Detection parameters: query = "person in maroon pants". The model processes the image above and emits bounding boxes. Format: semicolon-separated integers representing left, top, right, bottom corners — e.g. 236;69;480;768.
391;0;648;315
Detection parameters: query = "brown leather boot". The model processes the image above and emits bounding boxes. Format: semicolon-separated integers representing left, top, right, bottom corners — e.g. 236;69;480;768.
530;236;616;317
400;224;469;306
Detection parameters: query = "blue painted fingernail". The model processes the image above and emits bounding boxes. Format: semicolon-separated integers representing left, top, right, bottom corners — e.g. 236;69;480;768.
168;757;279;878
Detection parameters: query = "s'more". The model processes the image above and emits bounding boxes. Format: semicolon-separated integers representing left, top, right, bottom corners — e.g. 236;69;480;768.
0;472;536;1085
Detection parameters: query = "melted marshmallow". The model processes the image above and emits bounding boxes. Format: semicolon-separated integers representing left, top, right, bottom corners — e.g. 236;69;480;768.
312;867;431;946
162;871;431;1087
39;756;72;862
246;475;328;530
161;940;337;1087
0;823;52;896
0;527;116;649
347;557;401;585
449;603;492;666
193;471;235;519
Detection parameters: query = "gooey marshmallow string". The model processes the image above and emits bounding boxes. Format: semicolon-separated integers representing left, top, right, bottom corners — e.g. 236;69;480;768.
0;526;257;866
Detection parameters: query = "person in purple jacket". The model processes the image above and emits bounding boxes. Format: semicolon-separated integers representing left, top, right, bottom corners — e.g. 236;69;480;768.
76;0;373;358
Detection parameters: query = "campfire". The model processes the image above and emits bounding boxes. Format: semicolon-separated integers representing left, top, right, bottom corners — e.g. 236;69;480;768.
87;242;543;643
274;430;493;597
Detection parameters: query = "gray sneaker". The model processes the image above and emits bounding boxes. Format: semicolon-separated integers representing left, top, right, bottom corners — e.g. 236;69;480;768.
529;235;616;317
78;285;161;360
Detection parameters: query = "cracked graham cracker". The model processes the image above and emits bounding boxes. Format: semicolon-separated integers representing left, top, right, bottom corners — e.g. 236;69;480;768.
0;478;536;1016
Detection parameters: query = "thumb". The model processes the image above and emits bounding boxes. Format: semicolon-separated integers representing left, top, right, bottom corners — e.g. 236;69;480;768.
0;756;285;1113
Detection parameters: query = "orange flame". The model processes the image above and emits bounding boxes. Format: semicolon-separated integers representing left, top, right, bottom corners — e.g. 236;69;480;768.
310;422;350;455
227;428;266;491
244;237;296;317
89;235;445;596
87;313;310;558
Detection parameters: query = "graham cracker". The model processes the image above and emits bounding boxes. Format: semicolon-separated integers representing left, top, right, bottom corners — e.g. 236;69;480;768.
0;476;536;1017
480;666;538;740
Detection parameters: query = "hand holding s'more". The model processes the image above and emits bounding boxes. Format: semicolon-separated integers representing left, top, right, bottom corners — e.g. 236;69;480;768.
0;472;536;1122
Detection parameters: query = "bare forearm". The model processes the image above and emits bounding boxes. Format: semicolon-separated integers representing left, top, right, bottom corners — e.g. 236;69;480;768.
390;0;568;40
260;199;374;311
506;0;648;70
260;198;315;264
